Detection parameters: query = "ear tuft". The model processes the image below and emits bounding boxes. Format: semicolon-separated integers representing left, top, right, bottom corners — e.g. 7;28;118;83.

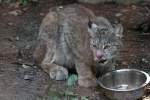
88;18;92;28
88;20;97;38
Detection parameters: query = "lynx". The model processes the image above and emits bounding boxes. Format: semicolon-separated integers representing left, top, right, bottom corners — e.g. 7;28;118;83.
33;4;123;87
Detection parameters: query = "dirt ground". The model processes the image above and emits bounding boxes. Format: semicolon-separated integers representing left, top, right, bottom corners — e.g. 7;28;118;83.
0;0;150;100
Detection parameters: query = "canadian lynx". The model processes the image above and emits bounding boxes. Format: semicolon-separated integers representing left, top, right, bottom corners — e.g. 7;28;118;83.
34;4;123;87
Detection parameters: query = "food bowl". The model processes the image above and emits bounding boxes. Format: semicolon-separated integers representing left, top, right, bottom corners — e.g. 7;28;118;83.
98;69;150;100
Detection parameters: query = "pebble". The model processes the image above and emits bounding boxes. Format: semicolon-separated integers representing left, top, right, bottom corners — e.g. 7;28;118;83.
121;9;129;13
18;59;22;62
22;64;30;69
142;58;149;63
131;5;137;10
8;22;13;26
16;36;19;41
40;13;44;16
122;61;128;65
22;7;29;11
59;6;63;9
24;75;33;80
115;13;123;17
25;45;30;50
33;66;37;69
8;10;22;16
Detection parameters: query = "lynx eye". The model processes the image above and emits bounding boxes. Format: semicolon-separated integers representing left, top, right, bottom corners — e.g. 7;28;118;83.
90;40;97;48
103;45;110;49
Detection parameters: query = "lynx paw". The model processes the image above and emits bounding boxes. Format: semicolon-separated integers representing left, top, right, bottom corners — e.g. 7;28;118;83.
49;66;68;81
78;77;97;88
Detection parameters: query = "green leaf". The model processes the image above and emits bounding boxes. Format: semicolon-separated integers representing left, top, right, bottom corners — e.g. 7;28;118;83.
64;96;78;100
70;97;78;100
81;96;88;100
53;96;60;100
65;91;74;96
67;74;78;86
22;0;28;6
46;96;60;100
19;0;28;6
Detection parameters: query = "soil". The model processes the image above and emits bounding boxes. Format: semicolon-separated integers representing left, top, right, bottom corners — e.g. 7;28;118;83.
0;0;150;100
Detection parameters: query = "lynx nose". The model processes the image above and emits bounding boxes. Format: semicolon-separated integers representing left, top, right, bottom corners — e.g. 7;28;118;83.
96;50;103;59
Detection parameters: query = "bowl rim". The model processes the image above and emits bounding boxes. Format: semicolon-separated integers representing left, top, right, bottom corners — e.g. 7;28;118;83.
98;69;150;92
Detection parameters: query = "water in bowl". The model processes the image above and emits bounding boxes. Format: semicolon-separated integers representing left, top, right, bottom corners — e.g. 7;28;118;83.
111;84;130;90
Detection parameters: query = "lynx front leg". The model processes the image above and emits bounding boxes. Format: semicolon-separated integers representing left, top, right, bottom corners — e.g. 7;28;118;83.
41;62;68;81
40;47;68;81
75;61;97;88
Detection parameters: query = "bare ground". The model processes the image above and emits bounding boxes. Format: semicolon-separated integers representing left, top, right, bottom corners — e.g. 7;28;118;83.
0;0;150;100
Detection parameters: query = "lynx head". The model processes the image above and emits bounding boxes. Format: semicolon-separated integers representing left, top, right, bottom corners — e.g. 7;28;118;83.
88;17;123;65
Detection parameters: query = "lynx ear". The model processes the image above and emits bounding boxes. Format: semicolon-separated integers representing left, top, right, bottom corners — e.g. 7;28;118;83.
88;19;98;37
114;24;123;38
96;16;112;28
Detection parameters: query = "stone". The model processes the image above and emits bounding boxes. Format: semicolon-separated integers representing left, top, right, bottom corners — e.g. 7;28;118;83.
24;74;33;80
25;45;30;50
142;58;149;63
115;13;123;17
8;22;13;26
39;13;44;16
8;10;22;16
16;36;19;41
22;64;30;69
58;6;63;9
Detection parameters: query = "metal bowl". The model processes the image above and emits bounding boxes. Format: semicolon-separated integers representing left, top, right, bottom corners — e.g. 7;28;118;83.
98;69;150;100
